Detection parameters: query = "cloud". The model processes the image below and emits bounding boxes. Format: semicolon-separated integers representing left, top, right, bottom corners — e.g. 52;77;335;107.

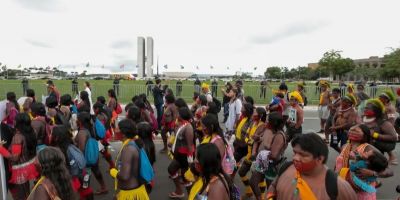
249;21;330;44
24;38;53;48
15;0;65;12
110;40;134;49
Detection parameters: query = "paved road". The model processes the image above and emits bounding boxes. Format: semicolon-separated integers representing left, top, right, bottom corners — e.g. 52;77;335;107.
3;110;400;199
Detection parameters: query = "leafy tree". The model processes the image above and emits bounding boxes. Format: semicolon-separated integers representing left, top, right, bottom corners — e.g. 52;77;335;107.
380;47;400;79
318;50;355;79
264;66;282;79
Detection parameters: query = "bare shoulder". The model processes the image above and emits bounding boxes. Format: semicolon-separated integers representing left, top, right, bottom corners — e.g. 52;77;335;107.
337;176;357;200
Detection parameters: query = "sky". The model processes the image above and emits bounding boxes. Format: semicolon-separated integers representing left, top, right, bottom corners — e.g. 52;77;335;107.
0;0;399;75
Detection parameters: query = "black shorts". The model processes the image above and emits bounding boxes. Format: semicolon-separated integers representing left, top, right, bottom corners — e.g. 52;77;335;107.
168;152;189;176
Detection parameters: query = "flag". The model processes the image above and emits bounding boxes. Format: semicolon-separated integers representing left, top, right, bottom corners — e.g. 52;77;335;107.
163;64;168;69
254;67;257;70
120;64;125;69
210;65;214;69
196;66;199;70
86;62;89;67
180;65;184;69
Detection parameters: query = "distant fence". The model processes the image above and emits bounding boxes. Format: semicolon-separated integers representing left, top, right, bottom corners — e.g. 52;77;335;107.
1;82;397;105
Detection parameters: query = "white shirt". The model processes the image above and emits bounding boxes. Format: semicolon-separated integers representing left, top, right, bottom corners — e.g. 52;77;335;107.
205;92;213;103
85;87;94;115
225;98;242;132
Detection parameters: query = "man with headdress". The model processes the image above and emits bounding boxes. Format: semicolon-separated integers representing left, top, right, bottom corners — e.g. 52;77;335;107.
297;82;307;107
378;90;399;165
201;83;213;103
329;94;358;152
363;98;398;165
286;91;304;142
355;84;370;118
317;81;330;133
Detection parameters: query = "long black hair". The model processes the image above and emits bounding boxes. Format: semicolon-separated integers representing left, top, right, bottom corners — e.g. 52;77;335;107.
242;103;254;118
7;92;20;111
118;119;143;148
77;112;94;136
127;106;143;124
15;113;37;159
108;89;118;102
80;91;91;108
38;147;77;200
201;114;227;145
197;143;233;198
268;111;284;132
255;107;267;123
51;125;74;169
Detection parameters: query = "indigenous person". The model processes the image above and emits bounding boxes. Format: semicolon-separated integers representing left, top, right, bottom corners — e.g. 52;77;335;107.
51;125;94;200
110;119;150;200
250;112;287;200
222;82;233;122
191;143;233;200
317;81;331;133
47;80;60;103
3;92;20;128
93;102;115;169
193;95;208;141
356;84;370;118
324;88;342;143
30;102;48;151
238;107;266;199
0;113;38;200
267;133;357;200
297;82;307;107
364;99;398;165
336;124;393;200
108;89;119;134
160;93;178;153
78;91;91;113
233;103;254;172
167;107;194;199
22;89;35;116
187;113;232;200
278;83;290;123
28;147;77;200
201;83;213;102
329;94;359;153
75;112;108;195
286;91;304;142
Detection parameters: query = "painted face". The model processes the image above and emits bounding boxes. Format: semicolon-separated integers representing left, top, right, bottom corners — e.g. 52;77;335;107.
292;145;322;173
252;110;260;121
341;98;352;109
289;97;297;106
348;126;364;142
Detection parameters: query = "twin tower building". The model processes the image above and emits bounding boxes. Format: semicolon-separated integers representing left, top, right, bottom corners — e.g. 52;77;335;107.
137;37;154;78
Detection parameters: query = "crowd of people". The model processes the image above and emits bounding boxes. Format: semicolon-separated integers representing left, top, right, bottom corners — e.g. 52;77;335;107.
0;78;399;200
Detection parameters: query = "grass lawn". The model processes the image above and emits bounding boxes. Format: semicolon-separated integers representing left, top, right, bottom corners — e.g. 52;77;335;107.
0;79;391;105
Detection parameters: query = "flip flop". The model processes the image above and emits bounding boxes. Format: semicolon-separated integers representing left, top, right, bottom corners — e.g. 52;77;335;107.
169;192;185;199
94;189;108;195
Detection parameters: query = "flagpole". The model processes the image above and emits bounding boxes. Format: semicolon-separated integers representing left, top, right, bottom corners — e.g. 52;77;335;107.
157;55;159;77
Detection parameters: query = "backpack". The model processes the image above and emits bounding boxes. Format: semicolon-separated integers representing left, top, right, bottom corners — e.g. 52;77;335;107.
115;103;122;114
212;97;222;113
84;130;99;166
211;136;236;175
67;144;86;176
128;141;154;183
94;118;106;140
278;161;338;200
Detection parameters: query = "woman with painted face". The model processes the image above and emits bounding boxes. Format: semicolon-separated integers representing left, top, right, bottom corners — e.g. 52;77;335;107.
0;113;38;200
363;99;398;165
286;91;304;143
232;103;253;180
192;143;234;200
167;107;194;199
267;133;357;200
238;106;266;199
336;124;393;200
28;147;77;200
250;112;286;200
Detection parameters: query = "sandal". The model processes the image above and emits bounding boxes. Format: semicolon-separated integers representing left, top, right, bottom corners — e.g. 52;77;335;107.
94;188;108;195
169;192;185;199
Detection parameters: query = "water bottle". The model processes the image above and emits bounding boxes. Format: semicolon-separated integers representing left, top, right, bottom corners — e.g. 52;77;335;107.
332;135;338;144
82;169;91;189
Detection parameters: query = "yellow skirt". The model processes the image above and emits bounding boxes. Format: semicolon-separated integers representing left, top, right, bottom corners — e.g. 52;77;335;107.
116;185;149;200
